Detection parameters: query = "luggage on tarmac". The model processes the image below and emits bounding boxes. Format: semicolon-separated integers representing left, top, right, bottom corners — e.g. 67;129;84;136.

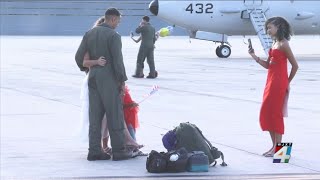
146;147;189;173
148;122;227;173
166;147;189;172
146;150;167;173
186;151;209;172
174;122;227;166
162;130;177;151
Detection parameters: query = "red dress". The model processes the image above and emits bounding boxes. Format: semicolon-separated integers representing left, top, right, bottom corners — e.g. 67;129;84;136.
123;86;139;129
260;49;289;134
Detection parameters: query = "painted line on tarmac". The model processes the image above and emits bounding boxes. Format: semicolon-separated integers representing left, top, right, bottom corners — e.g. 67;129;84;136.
56;173;320;179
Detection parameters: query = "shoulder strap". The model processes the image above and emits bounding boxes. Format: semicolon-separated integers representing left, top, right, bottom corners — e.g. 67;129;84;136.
194;126;227;167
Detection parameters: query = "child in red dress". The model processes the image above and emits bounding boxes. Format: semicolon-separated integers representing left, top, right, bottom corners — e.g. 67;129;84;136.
101;85;143;153
123;86;140;140
249;17;299;157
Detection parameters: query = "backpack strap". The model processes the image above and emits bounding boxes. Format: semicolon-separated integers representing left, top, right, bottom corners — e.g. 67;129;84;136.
194;126;227;167
209;160;217;167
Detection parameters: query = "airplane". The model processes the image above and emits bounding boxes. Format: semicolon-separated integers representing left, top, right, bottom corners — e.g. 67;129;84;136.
148;0;320;58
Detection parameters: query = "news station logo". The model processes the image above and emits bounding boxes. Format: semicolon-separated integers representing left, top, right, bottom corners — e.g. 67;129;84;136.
273;143;292;163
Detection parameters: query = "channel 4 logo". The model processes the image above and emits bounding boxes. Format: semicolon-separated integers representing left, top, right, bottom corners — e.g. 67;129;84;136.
273;143;292;163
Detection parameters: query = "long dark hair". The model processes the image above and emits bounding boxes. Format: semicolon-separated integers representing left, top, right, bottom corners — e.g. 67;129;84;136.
265;17;293;41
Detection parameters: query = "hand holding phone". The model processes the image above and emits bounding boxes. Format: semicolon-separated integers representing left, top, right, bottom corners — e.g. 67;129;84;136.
248;38;254;54
248;38;252;50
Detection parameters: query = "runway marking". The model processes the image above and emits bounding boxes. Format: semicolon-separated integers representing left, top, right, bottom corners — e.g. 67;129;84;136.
1;113;53;116
129;82;320;114
53;173;320;180
1;87;80;108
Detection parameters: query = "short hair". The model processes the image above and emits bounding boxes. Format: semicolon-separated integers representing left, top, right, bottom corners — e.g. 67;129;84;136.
142;16;150;22
265;16;293;41
105;8;121;20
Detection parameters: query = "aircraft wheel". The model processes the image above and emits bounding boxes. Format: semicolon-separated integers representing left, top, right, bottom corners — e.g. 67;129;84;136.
216;45;231;58
216;46;222;57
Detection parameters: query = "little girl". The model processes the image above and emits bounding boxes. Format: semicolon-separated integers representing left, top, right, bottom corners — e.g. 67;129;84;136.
249;16;299;157
123;86;140;140
101;85;143;153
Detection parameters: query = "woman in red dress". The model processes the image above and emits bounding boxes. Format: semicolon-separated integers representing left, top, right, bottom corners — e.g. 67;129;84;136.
249;17;299;157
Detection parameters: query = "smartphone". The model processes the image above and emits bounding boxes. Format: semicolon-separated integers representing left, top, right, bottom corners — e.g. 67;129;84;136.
248;38;253;50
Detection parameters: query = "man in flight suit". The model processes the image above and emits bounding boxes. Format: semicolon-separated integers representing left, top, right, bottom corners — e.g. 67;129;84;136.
132;16;158;79
75;8;134;161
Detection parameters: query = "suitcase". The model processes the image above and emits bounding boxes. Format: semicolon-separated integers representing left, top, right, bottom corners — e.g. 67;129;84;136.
187;151;209;172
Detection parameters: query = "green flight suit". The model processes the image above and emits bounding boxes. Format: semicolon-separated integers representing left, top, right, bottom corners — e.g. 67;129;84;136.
75;23;127;155
135;23;156;76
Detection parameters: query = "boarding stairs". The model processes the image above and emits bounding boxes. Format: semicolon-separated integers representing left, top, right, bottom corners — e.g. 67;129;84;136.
248;8;273;55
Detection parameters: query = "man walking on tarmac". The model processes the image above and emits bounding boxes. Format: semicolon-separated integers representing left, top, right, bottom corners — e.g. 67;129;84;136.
75;8;135;161
132;16;158;79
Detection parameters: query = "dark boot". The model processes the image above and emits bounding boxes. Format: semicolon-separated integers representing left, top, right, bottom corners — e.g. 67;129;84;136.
132;67;145;78
132;69;144;78
87;152;111;161
132;73;144;78
146;71;158;79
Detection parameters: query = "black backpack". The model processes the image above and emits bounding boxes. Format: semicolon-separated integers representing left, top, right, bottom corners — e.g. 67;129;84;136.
174;122;227;166
146;150;167;173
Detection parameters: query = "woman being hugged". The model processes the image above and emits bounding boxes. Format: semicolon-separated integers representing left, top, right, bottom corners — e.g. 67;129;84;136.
249;17;299;157
80;16;144;155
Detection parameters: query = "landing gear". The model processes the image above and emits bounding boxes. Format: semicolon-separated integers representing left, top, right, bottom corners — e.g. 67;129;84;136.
216;45;231;58
186;30;231;58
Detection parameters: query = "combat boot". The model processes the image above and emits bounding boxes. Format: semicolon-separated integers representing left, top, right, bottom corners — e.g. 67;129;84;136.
146;71;158;79
87;152;111;161
132;73;144;78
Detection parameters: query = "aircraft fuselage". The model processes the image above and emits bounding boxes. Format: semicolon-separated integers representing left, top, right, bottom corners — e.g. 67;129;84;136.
154;0;320;35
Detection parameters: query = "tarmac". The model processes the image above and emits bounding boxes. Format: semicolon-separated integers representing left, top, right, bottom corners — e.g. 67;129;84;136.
1;35;320;179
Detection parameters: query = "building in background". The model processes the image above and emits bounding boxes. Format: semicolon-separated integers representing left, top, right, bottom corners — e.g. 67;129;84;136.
0;0;185;36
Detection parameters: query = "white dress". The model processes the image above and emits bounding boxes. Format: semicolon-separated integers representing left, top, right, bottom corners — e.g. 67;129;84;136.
78;73;108;142
282;87;290;117
79;74;90;142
